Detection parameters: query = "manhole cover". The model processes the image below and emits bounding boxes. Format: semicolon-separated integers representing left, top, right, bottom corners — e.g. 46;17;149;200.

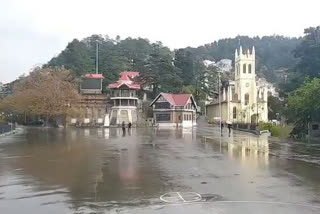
160;192;202;203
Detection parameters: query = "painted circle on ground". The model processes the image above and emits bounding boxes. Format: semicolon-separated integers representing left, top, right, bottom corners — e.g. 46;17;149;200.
160;192;202;203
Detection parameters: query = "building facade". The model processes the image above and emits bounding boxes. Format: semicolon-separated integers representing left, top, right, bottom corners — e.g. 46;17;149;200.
69;74;108;126
108;71;140;125
206;47;268;124
150;93;197;127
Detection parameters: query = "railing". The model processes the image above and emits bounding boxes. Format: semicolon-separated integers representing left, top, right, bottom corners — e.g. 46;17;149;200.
0;123;15;135
232;123;258;131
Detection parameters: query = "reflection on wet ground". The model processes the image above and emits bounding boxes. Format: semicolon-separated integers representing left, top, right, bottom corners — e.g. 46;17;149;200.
0;126;319;213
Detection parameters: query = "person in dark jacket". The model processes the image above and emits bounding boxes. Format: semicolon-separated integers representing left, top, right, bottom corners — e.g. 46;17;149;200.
121;121;126;136
227;123;232;136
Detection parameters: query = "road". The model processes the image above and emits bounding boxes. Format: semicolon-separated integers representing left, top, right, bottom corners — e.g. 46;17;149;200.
0;124;319;213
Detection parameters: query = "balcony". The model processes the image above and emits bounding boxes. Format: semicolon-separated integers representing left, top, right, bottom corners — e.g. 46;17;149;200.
111;89;138;98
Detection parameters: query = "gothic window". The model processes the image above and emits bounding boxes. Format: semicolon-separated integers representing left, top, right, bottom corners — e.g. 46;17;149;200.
245;93;249;105
233;93;238;101
233;107;237;119
243;64;246;73
248;64;252;73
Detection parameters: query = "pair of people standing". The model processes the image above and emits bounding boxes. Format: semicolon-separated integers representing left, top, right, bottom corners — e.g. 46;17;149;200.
122;121;132;136
220;122;233;136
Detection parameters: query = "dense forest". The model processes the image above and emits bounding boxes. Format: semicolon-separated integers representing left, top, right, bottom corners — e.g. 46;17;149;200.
47;34;301;99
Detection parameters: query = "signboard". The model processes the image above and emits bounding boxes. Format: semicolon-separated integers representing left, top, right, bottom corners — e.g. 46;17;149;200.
81;79;102;90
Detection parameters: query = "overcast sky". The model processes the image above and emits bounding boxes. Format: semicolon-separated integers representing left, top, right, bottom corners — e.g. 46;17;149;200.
1;0;319;83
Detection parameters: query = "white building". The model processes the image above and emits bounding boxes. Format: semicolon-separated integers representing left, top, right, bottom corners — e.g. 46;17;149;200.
216;59;232;72
206;47;268;124
108;71;140;125
257;78;279;97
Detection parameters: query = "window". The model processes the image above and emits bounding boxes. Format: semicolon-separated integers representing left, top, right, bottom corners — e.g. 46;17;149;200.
312;124;319;130
121;90;129;97
155;102;170;109
237;64;239;75
233;92;238;101
113;90;120;97
233;107;237;119
248;64;252;73
245;93;249;105
184;114;191;121
156;114;170;122
243;64;246;73
129;99;135;106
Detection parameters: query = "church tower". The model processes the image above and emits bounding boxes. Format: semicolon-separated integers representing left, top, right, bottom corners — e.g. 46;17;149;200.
234;46;257;122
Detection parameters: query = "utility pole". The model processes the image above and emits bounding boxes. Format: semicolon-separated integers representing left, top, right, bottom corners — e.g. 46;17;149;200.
95;40;99;74
218;71;222;136
256;88;259;124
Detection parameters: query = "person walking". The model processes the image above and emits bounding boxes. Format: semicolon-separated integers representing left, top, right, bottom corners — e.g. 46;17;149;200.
227;123;232;136
220;122;224;136
121;121;126;136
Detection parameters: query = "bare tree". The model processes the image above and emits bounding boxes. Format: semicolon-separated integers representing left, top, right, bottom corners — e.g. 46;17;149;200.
0;67;81;126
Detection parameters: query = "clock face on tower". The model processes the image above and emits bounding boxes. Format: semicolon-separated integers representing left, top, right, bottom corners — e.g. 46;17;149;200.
246;82;250;87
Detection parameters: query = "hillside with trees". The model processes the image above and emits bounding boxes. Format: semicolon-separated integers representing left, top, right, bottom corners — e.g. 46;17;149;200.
47;34;301;99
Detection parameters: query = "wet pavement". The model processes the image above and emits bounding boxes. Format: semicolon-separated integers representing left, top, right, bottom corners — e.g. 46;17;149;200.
0;125;320;213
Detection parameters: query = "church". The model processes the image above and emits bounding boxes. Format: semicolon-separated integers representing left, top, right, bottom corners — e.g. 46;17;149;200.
206;47;268;124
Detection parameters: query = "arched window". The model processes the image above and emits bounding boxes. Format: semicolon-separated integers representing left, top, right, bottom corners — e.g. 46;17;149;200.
243;64;246;73
233;107;237;119
245;93;249;105
248;64;252;73
233;93;238;101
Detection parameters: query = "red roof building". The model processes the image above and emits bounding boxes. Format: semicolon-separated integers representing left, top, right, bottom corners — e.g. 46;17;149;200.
108;71;141;125
108;71;141;89
150;93;197;127
84;74;105;79
80;73;105;94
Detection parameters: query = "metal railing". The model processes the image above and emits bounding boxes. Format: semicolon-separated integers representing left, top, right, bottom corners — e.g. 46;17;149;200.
0;123;15;135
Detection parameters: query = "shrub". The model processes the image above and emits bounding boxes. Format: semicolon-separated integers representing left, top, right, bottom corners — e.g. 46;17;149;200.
259;122;272;131
270;126;280;137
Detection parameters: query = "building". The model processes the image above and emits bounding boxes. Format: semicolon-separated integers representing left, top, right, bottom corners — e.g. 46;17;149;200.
69;74;108;126
216;59;232;72
150;93;197;127
206;47;268;124
108;71;141;125
257;78;279;97
0;82;12;99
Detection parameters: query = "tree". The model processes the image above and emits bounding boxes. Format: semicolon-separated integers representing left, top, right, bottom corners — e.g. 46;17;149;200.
268;95;283;120
0;67;81;126
174;49;194;86
294;26;320;79
283;26;320;93
48;39;94;76
287;78;320;131
139;42;182;98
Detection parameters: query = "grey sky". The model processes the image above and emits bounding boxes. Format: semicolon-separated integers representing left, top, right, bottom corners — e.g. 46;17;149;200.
1;0;319;83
